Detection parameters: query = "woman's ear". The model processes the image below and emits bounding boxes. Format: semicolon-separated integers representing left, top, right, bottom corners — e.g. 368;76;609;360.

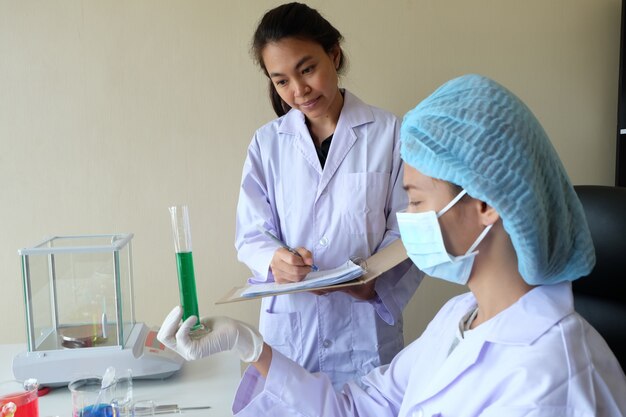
480;201;500;226
330;45;341;69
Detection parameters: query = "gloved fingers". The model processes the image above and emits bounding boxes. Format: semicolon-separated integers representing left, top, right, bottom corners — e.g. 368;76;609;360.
208;316;264;363
157;306;183;349
196;316;240;357
175;315;198;347
197;316;218;330
160;315;264;362
201;317;236;352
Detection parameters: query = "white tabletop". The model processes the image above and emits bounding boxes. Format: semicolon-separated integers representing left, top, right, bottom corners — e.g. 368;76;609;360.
1;344;242;417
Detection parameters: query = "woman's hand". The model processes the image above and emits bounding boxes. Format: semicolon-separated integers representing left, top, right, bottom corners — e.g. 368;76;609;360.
270;247;315;284
342;279;377;300
310;279;377;300
157;306;264;362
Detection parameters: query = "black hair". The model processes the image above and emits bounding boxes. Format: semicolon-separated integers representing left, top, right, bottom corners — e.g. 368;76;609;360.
251;2;347;116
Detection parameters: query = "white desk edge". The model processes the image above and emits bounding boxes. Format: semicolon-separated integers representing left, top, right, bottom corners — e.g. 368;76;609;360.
1;344;242;417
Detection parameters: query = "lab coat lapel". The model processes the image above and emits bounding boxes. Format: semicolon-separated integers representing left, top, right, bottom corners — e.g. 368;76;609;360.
416;332;488;403
278;91;375;198
316;118;357;199
279;110;323;176
408;283;575;405
316;91;373;200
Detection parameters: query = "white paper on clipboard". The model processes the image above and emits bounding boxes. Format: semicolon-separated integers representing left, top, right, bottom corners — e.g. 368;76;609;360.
216;239;409;304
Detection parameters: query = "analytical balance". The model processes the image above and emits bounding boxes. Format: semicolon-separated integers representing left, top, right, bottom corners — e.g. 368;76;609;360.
13;234;183;387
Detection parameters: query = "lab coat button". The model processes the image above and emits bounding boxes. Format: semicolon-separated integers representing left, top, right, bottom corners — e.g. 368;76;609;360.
411;408;424;417
319;236;329;246
322;339;332;348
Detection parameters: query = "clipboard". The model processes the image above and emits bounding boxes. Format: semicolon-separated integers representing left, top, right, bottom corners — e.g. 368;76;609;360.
216;239;409;304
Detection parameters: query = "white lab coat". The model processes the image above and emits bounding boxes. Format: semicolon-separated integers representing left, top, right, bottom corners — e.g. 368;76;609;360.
234;90;422;388
232;282;626;416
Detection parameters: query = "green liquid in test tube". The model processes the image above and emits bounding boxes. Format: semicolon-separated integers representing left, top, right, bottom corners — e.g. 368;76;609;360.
169;205;203;333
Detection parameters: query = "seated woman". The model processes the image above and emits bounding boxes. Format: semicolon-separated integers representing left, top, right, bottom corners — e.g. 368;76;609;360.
157;74;626;416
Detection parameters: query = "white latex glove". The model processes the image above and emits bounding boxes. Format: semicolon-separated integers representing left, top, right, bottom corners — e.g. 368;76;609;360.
157;306;264;362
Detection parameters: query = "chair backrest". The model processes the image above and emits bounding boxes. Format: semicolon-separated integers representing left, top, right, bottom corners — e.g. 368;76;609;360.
573;185;626;371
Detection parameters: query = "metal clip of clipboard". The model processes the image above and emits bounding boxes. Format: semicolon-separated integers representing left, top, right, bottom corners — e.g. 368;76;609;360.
349;256;368;276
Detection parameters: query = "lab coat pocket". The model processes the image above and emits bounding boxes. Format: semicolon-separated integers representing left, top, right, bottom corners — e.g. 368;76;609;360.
350;301;381;371
260;309;303;363
341;172;390;236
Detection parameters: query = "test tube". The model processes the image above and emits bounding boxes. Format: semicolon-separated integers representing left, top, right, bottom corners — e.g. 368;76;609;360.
168;205;202;331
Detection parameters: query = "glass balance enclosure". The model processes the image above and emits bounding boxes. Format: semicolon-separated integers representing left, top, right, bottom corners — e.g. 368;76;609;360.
18;234;135;352
14;234;184;387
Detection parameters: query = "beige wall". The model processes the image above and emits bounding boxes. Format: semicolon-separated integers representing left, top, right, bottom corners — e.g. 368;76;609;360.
0;0;620;346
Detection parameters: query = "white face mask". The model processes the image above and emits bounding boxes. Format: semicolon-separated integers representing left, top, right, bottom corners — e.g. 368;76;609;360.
396;190;493;285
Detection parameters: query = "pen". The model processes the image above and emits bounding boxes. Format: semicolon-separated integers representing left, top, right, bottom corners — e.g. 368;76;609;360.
256;224;319;271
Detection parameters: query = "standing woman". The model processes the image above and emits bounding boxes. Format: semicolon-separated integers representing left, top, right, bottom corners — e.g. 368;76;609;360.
234;2;422;389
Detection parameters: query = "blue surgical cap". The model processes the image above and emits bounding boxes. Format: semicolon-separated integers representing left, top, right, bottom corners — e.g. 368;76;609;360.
400;74;595;285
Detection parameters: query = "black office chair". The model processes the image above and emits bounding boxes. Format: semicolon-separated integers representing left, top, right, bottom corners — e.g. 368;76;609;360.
573;185;626;371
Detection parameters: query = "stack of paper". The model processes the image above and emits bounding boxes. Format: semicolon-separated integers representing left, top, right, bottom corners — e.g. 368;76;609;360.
240;260;365;298
216;239;409;304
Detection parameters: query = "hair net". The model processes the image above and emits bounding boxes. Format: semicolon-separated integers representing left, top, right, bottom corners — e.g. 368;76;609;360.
400;74;595;285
